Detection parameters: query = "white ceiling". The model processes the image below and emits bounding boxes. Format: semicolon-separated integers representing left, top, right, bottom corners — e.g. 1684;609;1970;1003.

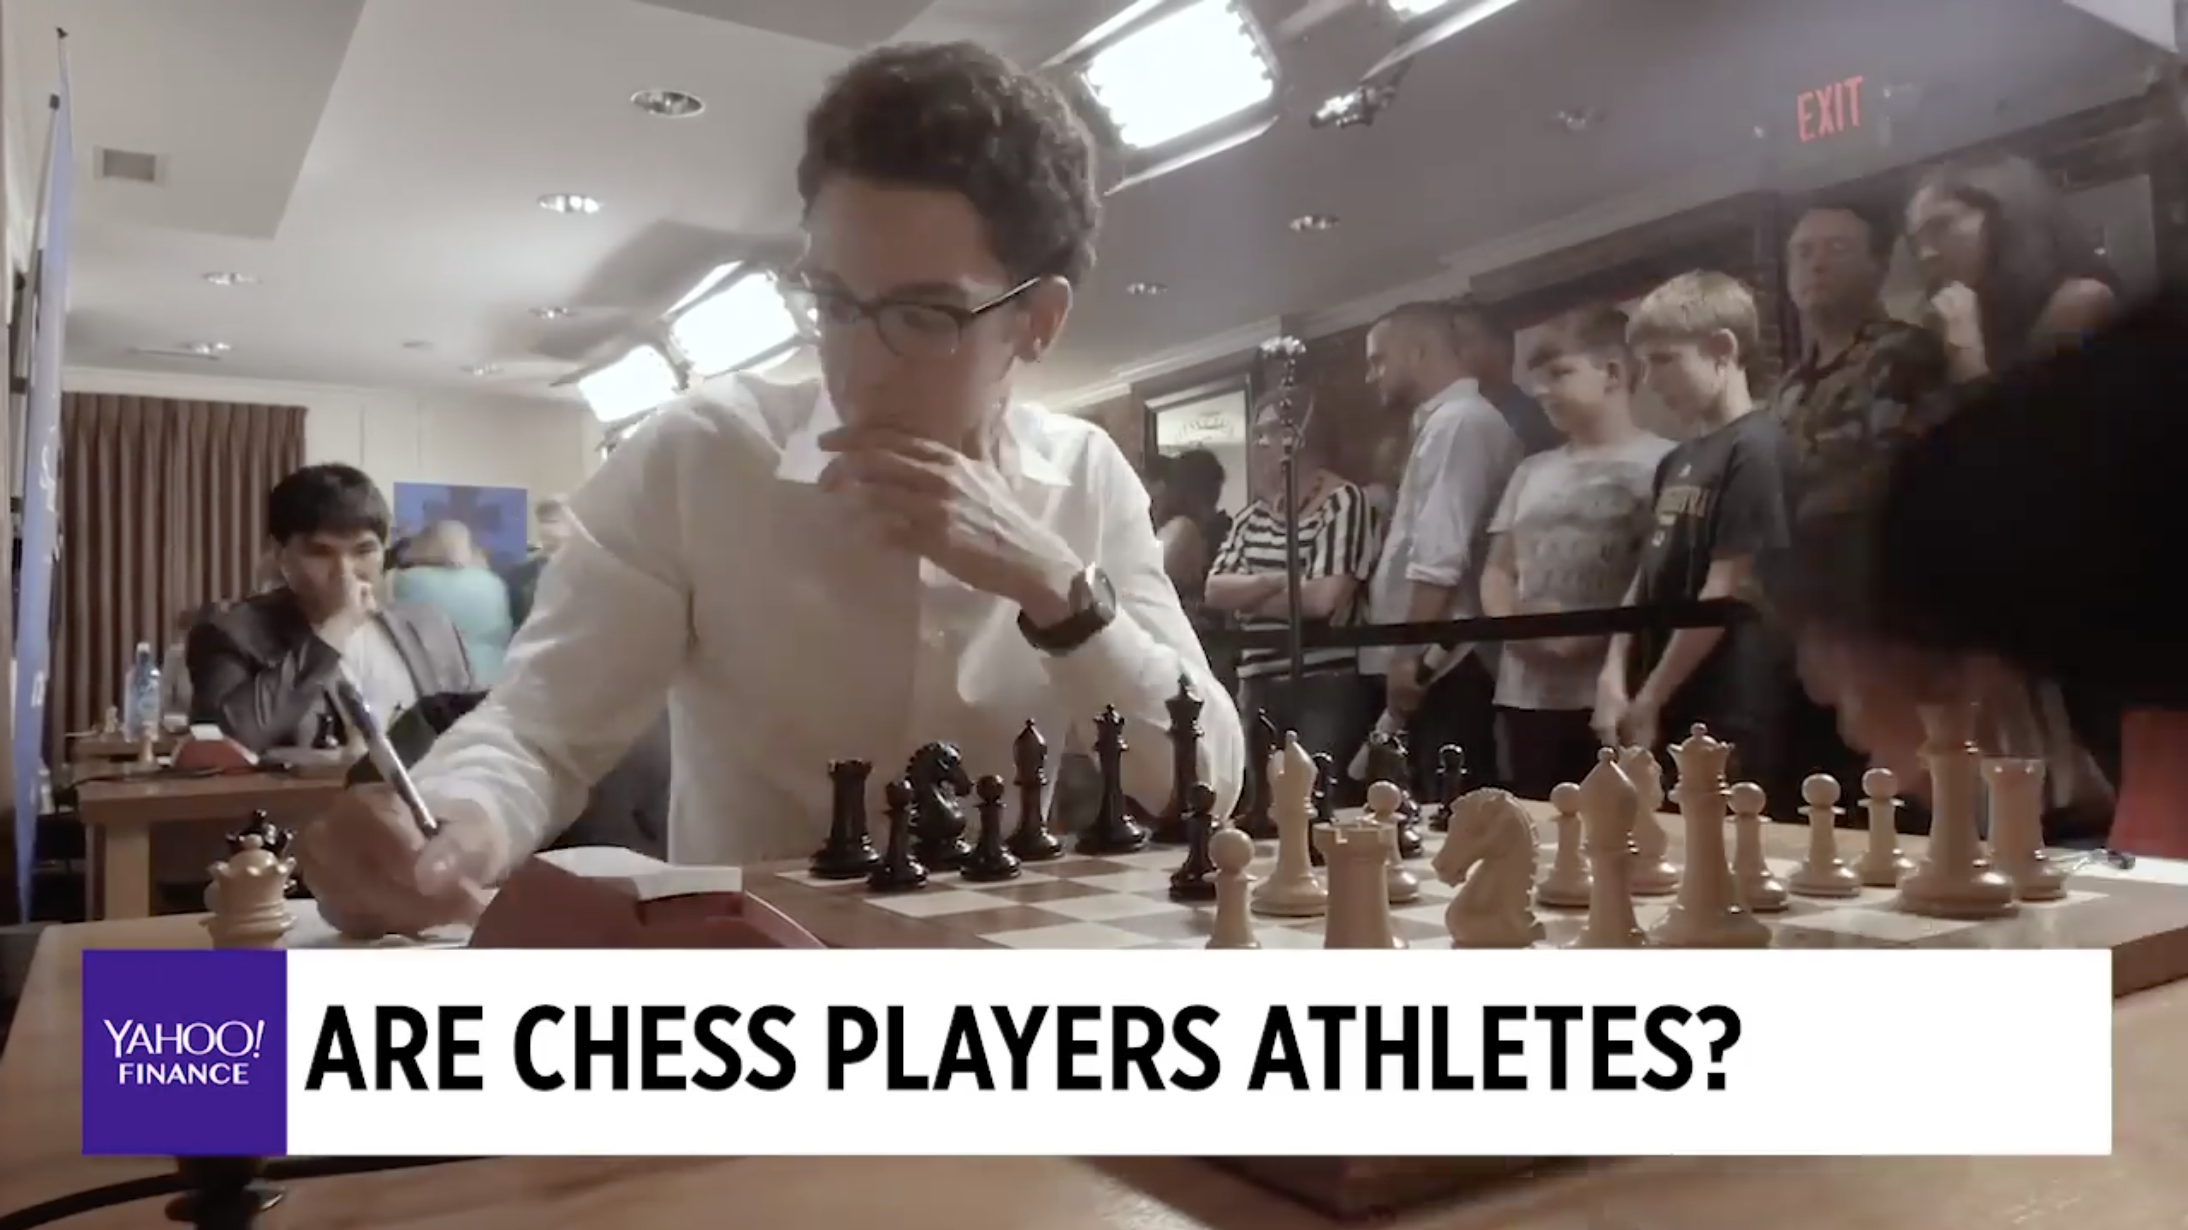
1;0;2163;408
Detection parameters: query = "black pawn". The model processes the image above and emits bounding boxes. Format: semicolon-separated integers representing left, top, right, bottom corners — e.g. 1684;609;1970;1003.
810;759;881;880
867;779;928;893
1078;706;1151;855
1167;783;1220;903
1429;744;1466;832
1153;675;1203;845
960;775;1022;882
1007;720;1065;862
1381;734;1426;859
228;810;290;859
1236;709;1279;839
1308;750;1336;866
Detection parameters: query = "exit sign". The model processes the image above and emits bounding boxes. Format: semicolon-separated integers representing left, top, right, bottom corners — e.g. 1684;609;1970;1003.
1797;75;1865;143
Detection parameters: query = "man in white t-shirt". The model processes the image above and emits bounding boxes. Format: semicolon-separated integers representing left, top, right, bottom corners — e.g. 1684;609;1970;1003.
1480;305;1673;797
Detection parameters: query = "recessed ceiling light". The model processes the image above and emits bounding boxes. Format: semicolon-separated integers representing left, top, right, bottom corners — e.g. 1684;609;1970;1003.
1125;281;1168;296
630;88;705;119
529;305;574;320
201;271;258;287
1288;213;1339;233
463;363;503;377
182;341;231;356
537;193;601;215
401;339;434;351
1555;107;1600;133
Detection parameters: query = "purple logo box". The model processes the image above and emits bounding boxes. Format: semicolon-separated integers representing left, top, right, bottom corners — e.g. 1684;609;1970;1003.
80;950;288;1156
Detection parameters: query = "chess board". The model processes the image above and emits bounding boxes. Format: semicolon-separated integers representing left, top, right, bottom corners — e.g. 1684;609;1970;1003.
746;836;2188;994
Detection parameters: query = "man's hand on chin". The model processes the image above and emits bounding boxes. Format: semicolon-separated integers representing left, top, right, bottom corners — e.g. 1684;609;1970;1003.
818;425;1085;622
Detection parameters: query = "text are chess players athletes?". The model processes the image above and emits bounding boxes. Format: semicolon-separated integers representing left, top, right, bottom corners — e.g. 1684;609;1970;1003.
291;43;1242;937
1765;284;2188;855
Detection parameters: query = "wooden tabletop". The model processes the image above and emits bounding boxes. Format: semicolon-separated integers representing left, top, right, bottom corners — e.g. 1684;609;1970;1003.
72;773;341;827
0;911;2180;1229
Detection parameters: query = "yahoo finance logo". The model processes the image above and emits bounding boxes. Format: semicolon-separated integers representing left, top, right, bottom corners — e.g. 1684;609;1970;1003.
80;950;289;1156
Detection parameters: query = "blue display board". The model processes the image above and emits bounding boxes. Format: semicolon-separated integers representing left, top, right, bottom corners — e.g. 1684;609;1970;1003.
392;482;530;569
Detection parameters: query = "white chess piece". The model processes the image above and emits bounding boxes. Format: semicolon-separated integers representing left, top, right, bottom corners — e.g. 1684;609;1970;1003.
1857;767;1916;887
1317;808;1402;949
1535;781;1591;909
203;835;295;949
1652;727;1769;948
1618;746;1679;896
1207;826;1261;949
1432;787;1544;948
1574;749;1648;948
1726;781;1788;913
1788;774;1861;898
1252;734;1328;917
1366;782;1421;903
1899;705;2018;920
1984;758;2066;902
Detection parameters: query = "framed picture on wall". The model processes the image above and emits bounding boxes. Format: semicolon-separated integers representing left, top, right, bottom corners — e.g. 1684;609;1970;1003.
1144;377;1252;514
392;483;531;569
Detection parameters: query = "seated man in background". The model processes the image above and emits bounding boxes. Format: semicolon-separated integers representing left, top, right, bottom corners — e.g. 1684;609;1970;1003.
187;463;476;751
392;520;516;685
1204;392;1379;797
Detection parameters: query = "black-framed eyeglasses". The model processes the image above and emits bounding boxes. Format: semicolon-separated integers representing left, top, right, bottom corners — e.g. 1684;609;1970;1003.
783;277;1041;359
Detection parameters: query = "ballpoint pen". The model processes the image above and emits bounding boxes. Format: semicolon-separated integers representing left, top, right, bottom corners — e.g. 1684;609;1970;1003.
330;679;440;839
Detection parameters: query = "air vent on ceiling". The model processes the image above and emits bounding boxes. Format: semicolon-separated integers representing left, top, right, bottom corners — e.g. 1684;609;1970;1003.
95;147;162;184
128;346;222;362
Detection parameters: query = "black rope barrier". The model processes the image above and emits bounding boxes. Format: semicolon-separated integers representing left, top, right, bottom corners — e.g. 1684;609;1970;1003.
1199;598;1752;655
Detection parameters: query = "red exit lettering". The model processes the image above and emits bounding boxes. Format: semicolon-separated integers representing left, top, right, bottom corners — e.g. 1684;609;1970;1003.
1797;75;1865;143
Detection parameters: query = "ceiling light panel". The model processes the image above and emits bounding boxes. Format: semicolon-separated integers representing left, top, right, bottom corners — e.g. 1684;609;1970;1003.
670;271;801;379
538;192;602;215
1386;0;1455;14
578;346;681;423
1081;0;1275;151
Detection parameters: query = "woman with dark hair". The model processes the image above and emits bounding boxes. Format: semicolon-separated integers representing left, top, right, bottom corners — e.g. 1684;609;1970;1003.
1888;154;2121;827
1151;447;1229;600
1905;154;2118;382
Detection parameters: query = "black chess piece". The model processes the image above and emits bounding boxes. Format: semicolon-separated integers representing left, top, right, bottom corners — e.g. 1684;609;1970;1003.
1429;744;1466;832
867;778;929;893
1007;720;1065;862
310;709;342;752
810;759;882;880
1167;783;1220;903
1077;706;1151;855
1236;709;1279;839
1153;675;1203;845
227;811;290;859
1376;733;1427;859
906;742;973;870
1308;750;1337;866
165;1156;284;1229
960;775;1022;883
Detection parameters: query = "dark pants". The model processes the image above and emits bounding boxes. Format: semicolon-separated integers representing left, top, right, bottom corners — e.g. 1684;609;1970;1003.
1238;669;1377;806
1495;707;1597;801
1367;654;1501;799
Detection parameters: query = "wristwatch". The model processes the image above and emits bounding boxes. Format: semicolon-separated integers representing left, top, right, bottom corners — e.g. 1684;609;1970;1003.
1018;565;1117;654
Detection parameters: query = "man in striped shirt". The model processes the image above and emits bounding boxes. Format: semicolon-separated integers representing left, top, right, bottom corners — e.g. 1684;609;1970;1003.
1204;393;1382;798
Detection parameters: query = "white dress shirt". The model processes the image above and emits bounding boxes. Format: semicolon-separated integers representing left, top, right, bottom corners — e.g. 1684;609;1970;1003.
1362;378;1526;678
412;375;1243;868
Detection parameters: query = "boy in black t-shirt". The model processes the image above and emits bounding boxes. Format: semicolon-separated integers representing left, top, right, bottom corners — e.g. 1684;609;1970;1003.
1595;271;1796;792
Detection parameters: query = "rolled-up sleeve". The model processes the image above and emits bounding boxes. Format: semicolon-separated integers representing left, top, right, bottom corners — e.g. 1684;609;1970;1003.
1040;437;1245;819
1404;401;1525;587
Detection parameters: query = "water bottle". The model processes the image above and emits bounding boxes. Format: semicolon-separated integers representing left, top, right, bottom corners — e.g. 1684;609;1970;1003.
123;642;160;741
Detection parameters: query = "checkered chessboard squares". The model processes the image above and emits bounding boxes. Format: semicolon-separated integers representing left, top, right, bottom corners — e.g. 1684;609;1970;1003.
763;841;2112;951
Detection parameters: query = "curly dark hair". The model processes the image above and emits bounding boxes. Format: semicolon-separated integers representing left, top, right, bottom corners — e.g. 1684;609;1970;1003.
796;42;1102;284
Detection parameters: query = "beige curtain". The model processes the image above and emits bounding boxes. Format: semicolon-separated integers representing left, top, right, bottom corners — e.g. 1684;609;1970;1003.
52;394;305;754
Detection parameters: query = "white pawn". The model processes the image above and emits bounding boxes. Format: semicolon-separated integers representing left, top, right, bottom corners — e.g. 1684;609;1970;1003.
203;834;296;949
1535;781;1592;909
1207;826;1261;949
1727;781;1788;913
1857;767;1916;888
1788;774;1861;898
1368;782;1421;904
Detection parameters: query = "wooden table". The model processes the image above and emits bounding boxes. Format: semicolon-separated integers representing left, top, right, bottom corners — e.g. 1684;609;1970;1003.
65;731;180;765
2;911;2185;1229
72;774;340;920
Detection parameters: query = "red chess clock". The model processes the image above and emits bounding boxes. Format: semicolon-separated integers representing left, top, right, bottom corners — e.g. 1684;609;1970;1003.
469;857;825;949
2109;710;2188;860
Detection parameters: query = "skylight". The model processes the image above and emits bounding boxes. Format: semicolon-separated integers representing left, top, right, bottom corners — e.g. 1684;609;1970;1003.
669;270;800;379
577;346;680;424
1080;0;1275;151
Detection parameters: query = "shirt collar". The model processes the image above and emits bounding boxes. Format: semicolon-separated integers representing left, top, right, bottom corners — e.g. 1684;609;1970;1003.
775;386;1069;487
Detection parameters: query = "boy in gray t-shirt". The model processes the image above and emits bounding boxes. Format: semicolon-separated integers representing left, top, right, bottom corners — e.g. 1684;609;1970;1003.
1480;306;1673;798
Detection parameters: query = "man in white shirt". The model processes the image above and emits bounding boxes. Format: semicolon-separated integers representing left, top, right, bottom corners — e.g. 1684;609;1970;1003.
296;42;1242;936
1361;302;1527;795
